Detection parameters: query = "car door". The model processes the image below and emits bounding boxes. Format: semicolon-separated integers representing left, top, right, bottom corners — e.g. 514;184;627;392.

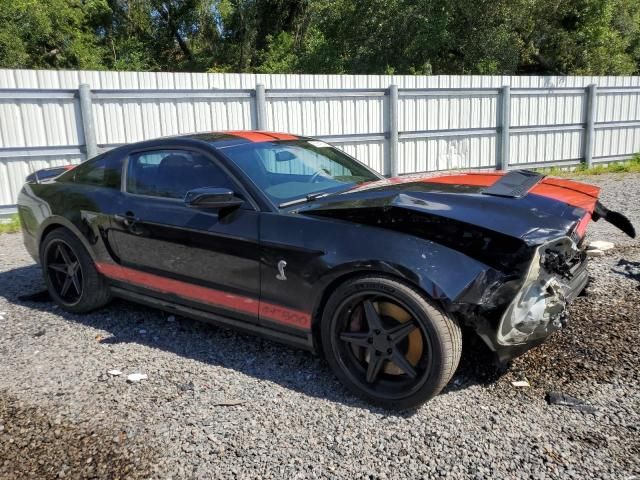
109;146;261;324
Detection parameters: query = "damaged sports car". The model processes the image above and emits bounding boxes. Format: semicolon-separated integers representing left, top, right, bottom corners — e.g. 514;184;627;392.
17;131;636;409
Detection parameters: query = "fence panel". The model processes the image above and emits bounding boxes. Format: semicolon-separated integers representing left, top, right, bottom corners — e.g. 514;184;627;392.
1;70;640;213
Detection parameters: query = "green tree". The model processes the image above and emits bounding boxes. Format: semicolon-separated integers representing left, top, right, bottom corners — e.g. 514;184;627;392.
0;0;110;69
0;0;638;75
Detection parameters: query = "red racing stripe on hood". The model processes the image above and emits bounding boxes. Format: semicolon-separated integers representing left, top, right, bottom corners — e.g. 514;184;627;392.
95;262;310;329
421;172;600;212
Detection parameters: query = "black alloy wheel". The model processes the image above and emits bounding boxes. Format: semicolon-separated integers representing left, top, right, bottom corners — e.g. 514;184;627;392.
40;228;112;313
44;239;83;305
321;276;462;410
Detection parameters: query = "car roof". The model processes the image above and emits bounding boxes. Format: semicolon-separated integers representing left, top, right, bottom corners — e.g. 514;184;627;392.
185;131;303;149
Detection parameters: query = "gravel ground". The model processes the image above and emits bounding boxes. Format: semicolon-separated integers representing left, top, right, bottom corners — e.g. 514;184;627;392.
1;172;639;479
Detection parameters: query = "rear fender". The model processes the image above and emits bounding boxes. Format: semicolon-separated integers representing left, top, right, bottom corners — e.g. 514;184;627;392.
37;215;98;263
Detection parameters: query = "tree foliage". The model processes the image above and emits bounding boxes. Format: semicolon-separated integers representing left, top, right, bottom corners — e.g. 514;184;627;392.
0;0;638;74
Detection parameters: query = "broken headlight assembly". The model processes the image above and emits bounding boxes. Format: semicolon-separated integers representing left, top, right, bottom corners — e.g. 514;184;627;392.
497;237;584;346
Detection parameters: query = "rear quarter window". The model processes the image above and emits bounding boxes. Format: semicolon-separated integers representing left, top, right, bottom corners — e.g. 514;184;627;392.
59;153;123;189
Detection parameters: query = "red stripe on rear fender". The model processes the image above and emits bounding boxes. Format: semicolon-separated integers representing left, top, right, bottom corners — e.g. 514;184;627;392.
95;262;311;329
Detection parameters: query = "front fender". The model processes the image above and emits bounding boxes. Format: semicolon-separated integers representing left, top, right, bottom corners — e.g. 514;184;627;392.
308;229;506;318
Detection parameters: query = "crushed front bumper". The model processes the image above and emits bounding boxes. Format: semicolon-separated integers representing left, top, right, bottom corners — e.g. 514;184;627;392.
492;237;589;362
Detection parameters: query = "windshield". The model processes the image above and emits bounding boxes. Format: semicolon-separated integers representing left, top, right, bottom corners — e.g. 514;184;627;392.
217;139;382;206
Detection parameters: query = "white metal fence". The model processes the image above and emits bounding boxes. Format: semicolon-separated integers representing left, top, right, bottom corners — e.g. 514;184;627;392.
1;69;640;214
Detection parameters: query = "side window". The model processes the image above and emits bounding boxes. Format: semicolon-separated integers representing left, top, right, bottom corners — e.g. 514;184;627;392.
126;149;234;199
61;153;123;189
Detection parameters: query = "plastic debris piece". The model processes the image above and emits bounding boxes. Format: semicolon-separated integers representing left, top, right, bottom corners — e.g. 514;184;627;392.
126;373;148;383
586;249;604;258
212;399;245;406
588;240;614;251
108;370;122;376
511;380;530;388
546;391;596;414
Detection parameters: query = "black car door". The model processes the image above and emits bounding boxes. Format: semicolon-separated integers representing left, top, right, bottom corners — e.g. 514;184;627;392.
109;146;261;324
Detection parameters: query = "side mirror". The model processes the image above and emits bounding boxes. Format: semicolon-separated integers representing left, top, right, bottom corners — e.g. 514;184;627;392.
184;187;244;209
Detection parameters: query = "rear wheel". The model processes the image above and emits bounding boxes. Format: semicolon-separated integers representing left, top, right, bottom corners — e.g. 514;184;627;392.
40;228;111;313
321;276;462;410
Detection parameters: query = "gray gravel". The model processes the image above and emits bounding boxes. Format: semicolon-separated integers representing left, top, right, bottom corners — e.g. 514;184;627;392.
1;172;639;479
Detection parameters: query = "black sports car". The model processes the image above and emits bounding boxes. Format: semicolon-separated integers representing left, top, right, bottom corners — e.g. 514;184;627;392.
17;131;635;409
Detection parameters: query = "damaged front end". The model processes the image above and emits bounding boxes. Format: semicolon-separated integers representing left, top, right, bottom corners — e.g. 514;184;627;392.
496;237;588;350
301;170;635;362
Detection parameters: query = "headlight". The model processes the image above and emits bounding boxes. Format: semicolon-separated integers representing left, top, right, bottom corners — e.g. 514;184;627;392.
496;237;576;346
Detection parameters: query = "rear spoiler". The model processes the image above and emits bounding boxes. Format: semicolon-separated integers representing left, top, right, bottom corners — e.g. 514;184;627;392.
26;165;75;184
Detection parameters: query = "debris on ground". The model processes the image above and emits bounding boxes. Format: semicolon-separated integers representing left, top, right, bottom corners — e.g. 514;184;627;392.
588;240;615;252
126;373;148;383
108;370;123;376
612;259;640;283
177;381;194;392
546;391;597;414
511;380;530;388
587;249;605;257
212;399;246;407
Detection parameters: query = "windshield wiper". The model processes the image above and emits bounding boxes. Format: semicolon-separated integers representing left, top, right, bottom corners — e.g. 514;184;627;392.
278;192;332;208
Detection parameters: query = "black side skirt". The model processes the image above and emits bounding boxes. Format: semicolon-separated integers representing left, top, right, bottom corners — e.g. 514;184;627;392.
110;287;315;353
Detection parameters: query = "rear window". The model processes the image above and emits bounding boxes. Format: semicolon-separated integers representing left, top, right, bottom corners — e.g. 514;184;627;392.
59;153;123;189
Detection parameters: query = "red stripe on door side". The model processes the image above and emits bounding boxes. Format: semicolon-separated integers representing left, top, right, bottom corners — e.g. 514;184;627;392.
95;262;311;329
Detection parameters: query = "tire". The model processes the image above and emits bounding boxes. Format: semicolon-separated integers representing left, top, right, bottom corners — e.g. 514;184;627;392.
321;275;462;410
40;228;111;313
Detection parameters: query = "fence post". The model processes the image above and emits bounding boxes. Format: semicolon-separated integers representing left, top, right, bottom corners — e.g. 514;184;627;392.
583;83;597;169
255;83;267;130
388;84;399;177
498;85;510;170
78;84;98;160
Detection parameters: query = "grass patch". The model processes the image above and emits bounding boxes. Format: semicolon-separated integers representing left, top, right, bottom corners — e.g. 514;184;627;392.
0;214;21;234
539;153;640;177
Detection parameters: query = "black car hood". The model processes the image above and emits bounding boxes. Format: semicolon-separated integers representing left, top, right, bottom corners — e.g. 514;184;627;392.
298;177;585;245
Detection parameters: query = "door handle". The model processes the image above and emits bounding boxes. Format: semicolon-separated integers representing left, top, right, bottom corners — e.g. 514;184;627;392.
114;212;140;227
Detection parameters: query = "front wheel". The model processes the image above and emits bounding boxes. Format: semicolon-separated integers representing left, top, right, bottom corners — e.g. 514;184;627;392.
40;228;111;313
321;276;462;410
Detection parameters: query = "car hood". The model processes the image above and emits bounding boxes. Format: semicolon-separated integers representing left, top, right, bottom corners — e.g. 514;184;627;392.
298;171;634;246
